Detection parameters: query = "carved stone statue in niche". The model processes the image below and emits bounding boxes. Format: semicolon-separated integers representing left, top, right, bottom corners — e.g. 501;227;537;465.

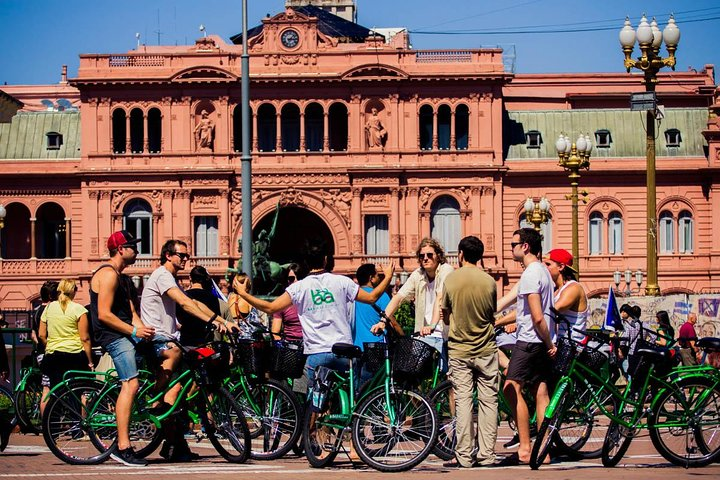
194;110;215;151
365;107;387;149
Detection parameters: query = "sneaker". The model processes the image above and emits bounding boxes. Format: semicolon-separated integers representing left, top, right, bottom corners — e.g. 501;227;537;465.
111;447;148;467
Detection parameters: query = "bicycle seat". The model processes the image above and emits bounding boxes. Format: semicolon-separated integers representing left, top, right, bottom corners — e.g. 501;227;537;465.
636;346;673;361
332;343;363;359
697;337;720;351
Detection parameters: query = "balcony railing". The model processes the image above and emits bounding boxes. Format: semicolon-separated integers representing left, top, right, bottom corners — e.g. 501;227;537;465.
108;55;166;67
416;50;473;63
0;259;71;275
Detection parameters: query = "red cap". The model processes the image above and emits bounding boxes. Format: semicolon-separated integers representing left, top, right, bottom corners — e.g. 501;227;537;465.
546;249;577;272
107;230;141;251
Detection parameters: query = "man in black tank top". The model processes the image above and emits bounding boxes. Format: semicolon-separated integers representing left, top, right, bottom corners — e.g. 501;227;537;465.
90;230;155;467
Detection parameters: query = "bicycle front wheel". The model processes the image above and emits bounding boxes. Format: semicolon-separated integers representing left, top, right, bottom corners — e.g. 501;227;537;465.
14;371;42;434
206;386;251;463
601;419;634;467
555;384;615;459
649;377;720;467
352;388;438;472
530;389;572;470
246;379;302;460
42;380;113;465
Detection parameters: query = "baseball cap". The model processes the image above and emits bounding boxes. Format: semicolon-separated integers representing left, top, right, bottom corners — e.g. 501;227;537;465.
546;249;577;273
107;230;141;251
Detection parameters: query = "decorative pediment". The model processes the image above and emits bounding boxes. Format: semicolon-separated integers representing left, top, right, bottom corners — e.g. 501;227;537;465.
268;8;313;23
170;67;238;83
342;64;408;81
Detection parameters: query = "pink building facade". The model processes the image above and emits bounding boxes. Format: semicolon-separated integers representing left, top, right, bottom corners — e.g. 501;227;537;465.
1;6;719;312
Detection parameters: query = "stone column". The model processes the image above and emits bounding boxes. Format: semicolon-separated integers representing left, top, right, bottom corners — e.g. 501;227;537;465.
176;189;191;251
390;187;400;254
323;111;329;151
252;112;258;152
450;108;456;150
125;114;131;153
349;94;361;151
471;187;482;236
299;112;305;152
406;187;420;254
152;215;160;256
351;187;362;255
88;190;100;257
432;109;438;150
29;217;36;259
64;217;71;259
163;190;174;239
143;113;149;153
275;113;282;151
98;191;112;250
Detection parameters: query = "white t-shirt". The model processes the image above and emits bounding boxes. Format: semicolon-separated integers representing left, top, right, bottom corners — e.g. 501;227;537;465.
286;272;360;355
424;279;444;339
515;261;555;344
141;266;181;340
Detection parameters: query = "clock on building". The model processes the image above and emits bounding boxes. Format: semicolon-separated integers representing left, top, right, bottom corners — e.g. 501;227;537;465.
280;29;299;48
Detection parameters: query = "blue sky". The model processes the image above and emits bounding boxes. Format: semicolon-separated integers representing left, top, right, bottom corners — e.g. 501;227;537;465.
1;0;719;85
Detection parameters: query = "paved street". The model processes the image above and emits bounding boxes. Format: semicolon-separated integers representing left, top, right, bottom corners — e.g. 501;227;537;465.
3;425;719;479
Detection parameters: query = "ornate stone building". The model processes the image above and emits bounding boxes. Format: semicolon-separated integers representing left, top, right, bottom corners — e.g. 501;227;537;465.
0;5;719;311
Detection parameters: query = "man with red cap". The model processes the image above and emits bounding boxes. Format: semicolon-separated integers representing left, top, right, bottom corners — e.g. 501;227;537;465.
543;249;588;342
90;230;156;466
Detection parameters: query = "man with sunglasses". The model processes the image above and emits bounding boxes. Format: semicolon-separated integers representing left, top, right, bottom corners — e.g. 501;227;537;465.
380;237;454;371
140;239;231;461
90;230;156;466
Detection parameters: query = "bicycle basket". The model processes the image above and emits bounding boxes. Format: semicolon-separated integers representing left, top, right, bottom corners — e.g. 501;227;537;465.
310;365;335;413
234;339;269;376
362;342;388;373
193;342;231;386
270;341;307;379
577;346;608;372
392;337;437;379
553;336;577;375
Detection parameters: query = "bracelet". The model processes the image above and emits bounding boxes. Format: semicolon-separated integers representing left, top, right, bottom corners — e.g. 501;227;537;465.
131;326;138;339
209;313;219;323
223;319;229;327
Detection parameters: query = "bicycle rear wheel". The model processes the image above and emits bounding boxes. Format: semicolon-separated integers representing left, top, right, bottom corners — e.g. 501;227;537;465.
555;384;614;459
206;386;251;463
649;377;720;467
302;390;343;468
14;370;42;434
428;380;457;461
601;420;634;467
42;380;113;465
352;388;438;472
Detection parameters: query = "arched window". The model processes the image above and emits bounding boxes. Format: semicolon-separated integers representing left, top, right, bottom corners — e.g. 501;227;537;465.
455;104;469;150
123;199;153;256
304;102;324;152
608;212;623;255
437;104;451;150
328;102;348;151
659;211;674;254
36;202;66;259
129;108;144;154
112;108;126;154
232;104;253;153
431;196;461;254
678;210;694;254
419;105;433;150
257;103;277;152
147;108;162;154
519;215;552;254
588;212;603;255
1;202;31;259
281;103;300;152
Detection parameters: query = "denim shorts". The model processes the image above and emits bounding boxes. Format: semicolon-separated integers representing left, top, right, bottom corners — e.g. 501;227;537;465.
151;334;177;357
306;352;349;391
104;336;139;381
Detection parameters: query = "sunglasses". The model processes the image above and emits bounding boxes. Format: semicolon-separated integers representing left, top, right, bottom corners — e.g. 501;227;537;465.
418;252;435;260
121;244;138;252
173;252;190;261
288;276;296;282
510;242;523;249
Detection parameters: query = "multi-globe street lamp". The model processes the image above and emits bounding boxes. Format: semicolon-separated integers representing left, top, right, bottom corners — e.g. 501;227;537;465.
524;197;550;232
619;14;680;296
556;133;592;276
613;268;645;296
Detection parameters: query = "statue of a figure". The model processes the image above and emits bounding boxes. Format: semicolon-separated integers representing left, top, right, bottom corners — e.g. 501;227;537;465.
194;110;215;151
365;108;387;148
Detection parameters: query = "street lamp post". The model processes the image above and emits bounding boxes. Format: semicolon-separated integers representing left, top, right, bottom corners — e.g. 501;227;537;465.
524;197;550;232
556;133;592;276
613;268;644;296
619;14;680;296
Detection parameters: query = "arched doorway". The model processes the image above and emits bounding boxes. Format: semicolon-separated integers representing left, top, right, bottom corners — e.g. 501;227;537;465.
36;202;67;259
1;202;31;258
252;206;335;272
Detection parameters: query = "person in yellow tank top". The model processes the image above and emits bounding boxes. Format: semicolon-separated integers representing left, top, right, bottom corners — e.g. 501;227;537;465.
39;279;93;414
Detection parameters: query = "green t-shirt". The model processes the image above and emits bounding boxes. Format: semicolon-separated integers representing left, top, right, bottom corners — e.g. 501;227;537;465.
442;265;497;359
41;300;88;354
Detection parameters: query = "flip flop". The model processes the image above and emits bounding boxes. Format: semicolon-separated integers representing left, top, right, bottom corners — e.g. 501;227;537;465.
496;453;529;467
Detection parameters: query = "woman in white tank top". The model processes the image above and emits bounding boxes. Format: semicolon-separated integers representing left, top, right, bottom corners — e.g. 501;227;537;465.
543;249;588;342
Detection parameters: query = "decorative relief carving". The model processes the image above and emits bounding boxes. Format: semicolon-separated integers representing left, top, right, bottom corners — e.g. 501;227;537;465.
88;191;99;200
481;186;496;196
452;187;472;208
111;191;129;211
352;234;363;253
220;236;230;255
280;187;305;206
192;193;218;209
485;234;495;251
320;189;352;224
419;187;434;210
471;187;481;196
99;190;111;200
231;191;242;217
183;179;217;186
391;234;401;253
163;190;174;199
254;173;346;186
280;55;300;65
176;189;191;199
151;190;163;212
363;193;387;207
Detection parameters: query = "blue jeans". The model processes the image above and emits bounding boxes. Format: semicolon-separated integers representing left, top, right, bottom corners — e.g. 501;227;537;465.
418;336;448;373
305;352;349;393
104;337;140;381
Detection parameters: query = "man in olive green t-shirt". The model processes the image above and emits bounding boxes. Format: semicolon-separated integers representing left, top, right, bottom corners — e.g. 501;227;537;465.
440;235;498;468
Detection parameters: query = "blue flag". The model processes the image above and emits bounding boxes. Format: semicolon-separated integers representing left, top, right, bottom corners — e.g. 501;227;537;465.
210;278;228;303
603;286;620;332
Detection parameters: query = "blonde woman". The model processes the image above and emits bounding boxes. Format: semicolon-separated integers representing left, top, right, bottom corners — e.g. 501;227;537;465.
39;279;93;414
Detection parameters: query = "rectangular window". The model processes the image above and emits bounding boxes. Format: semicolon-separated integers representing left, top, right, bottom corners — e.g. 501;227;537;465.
46;132;63;150
194;216;219;257
608;217;623;255
525;130;542;149
125;217;152;256
364;215;389;255
594;130;612;148
589;217;602;255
